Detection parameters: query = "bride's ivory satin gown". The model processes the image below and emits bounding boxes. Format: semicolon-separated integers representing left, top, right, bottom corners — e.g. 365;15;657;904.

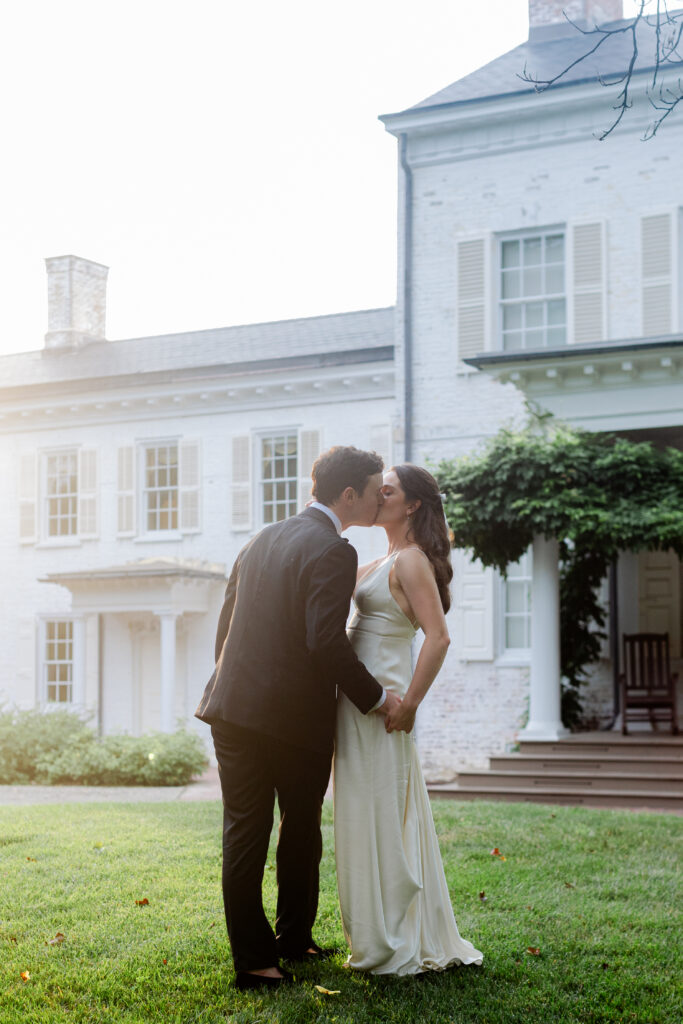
334;553;483;975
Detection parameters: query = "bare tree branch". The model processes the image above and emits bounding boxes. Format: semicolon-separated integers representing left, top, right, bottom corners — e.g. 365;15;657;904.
518;1;683;140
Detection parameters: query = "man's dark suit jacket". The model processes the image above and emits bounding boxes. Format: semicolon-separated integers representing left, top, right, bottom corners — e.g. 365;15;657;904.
195;507;383;755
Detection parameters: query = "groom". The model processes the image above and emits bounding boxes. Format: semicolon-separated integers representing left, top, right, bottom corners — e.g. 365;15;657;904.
196;445;403;990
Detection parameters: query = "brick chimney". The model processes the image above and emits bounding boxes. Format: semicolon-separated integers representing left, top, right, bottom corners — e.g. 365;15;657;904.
529;1;623;39
44;255;109;350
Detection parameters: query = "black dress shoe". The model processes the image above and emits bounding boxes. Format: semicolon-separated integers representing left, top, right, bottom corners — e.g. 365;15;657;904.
234;967;293;991
279;943;338;963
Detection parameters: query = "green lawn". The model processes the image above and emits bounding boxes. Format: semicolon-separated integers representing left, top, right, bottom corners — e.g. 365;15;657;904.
0;799;681;1024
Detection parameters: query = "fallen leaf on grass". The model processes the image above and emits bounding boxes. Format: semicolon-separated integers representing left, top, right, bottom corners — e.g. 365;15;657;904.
20;971;30;982
601;962;609;970
26;857;36;863
314;985;341;995
526;947;541;956
209;922;216;929
47;933;65;946
478;891;487;902
499;855;507;861
162;959;167;965
564;882;575;889
490;848;500;856
135;898;149;907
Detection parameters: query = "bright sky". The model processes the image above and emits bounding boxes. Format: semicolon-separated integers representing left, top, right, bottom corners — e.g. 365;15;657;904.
0;0;643;356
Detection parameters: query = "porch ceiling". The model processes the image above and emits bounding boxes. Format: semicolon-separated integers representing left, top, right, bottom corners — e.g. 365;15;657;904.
466;337;683;435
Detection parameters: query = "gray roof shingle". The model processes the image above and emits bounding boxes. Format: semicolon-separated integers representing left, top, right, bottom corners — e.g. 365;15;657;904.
385;13;683;116
0;307;394;392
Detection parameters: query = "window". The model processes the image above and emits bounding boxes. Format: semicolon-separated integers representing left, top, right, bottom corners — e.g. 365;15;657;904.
45;451;78;537
502;551;532;651
260;433;298;524
500;231;566;350
44;620;73;704
144;443;178;532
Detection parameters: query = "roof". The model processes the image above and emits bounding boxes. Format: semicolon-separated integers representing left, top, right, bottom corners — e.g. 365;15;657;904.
41;557;227;583
0;306;395;392
383;12;683;118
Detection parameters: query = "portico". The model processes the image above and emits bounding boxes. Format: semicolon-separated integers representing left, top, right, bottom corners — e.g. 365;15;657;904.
41;558;225;735
467;335;683;738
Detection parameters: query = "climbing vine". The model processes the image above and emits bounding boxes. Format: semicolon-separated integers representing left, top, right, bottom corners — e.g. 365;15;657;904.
435;416;683;727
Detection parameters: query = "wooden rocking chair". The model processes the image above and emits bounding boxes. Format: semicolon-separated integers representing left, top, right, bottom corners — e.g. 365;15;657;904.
619;633;679;735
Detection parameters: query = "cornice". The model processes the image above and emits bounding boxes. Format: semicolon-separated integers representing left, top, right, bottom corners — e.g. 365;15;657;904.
0;361;396;433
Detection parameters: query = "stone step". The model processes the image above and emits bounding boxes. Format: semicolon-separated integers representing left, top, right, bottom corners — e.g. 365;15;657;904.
428;783;683;812
519;737;683;759
457;769;683;794
489;754;683;776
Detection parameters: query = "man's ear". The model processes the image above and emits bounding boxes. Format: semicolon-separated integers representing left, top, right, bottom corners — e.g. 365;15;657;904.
340;485;357;505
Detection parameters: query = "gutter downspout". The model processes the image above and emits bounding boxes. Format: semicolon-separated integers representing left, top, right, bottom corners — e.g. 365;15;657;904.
399;133;413;462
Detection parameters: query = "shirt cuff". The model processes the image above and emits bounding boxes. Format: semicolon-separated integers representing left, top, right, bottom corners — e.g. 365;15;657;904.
369;688;387;712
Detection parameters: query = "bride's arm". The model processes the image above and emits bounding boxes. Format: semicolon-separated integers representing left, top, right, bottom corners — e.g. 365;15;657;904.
384;549;450;734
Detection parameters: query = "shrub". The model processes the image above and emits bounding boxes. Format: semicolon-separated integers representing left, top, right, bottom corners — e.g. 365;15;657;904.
0;707;208;786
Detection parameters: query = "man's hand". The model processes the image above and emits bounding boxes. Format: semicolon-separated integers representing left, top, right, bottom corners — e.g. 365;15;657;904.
375;690;416;734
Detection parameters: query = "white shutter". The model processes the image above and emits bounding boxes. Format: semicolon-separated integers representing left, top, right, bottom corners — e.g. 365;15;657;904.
299;429;321;510
641;213;673;336
457;237;488;362
117;446;136;536
572;222;605;344
231;435;252;531
18;452;37;544
369;423;392;471
638;549;681;658
78;448;98;539
453;549;494;661
179;439;201;533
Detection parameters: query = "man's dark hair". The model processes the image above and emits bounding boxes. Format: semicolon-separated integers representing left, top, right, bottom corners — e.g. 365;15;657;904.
311;446;384;505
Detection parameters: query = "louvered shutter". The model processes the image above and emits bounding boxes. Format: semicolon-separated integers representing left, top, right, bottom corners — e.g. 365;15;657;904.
18;452;37;543
231;435;252;531
78;448;98;538
572;222;605;344
117;446;136;536
179;440;201;533
642;213;673;336
457;238;488;361
299;429;321;510
453;549;494;661
369;423;392;471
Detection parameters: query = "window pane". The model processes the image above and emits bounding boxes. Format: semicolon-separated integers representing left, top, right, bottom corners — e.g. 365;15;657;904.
545;264;564;294
523;237;542;266
501;270;520;299
524;329;544;349
503;332;524;351
547;299;565;325
501;240;520;268
547;326;566;346
525;302;544;328
545;234;564;263
503;305;522;330
523;267;542;296
506;583;527;614
506;618;527;649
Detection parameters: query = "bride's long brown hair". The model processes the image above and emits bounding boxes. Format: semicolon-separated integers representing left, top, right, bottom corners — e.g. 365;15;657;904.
393;463;453;613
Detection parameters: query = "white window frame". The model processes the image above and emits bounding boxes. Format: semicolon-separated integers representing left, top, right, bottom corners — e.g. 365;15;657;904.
497;226;567;352
41;618;74;706
497;550;532;663
42;448;79;542
256;429;299;528
138;438;181;540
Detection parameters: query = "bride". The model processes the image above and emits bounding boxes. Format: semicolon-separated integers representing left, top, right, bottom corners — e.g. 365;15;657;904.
334;463;483;975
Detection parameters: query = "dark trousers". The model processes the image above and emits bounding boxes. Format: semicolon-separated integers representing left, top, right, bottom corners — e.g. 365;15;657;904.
211;720;332;972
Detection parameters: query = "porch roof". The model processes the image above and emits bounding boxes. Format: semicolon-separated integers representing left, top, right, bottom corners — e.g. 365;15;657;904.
465;336;683;435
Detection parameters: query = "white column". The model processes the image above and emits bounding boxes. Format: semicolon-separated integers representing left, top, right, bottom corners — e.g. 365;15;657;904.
519;535;569;741
158;612;178;733
71;614;86;709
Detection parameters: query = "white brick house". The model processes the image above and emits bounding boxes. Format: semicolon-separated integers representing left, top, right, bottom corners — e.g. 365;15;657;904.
1;1;681;775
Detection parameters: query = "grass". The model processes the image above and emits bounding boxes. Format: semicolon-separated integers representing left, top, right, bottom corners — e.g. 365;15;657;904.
0;799;681;1024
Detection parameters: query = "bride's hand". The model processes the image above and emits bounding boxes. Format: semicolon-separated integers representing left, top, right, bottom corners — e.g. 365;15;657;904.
383;699;417;734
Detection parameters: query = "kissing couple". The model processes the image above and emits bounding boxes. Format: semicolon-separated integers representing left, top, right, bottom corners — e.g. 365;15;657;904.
196;445;483;989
